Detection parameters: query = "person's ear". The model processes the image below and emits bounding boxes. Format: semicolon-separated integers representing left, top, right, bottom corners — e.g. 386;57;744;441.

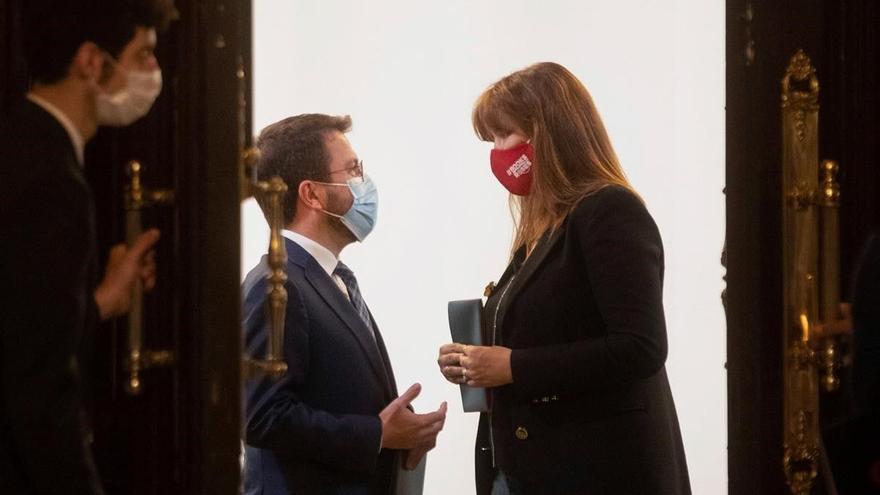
69;42;106;83
298;181;326;211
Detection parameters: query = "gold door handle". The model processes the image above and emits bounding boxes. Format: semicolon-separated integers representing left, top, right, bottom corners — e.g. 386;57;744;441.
818;159;842;392
125;160;177;395
243;174;289;380
780;51;850;495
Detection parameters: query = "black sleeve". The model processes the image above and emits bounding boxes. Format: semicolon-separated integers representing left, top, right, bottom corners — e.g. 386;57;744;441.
852;233;880;410
2;174;104;494
242;279;382;474
509;187;669;396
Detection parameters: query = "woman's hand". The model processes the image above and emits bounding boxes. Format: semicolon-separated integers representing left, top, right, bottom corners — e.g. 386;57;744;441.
437;343;466;384
437;343;513;388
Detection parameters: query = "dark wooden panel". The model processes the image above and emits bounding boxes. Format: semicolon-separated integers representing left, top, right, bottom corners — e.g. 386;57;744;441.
187;0;246;492
84;4;196;493
727;0;880;493
833;1;880;291
726;1;825;493
815;0;880;430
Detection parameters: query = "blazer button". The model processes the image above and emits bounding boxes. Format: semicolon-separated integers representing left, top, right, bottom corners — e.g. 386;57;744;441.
515;426;529;441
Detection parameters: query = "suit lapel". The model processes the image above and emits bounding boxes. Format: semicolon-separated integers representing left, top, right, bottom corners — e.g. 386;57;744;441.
287;239;393;396
496;226;566;336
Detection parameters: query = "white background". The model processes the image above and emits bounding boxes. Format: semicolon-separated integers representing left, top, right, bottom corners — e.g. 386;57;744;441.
245;1;726;493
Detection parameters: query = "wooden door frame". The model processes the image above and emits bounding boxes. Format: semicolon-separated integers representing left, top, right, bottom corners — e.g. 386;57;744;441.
726;1;880;493
176;0;250;492
725;1;820;493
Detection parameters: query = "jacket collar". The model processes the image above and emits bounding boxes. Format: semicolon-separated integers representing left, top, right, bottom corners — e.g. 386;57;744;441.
25;93;85;165
285;237;394;398
495;224;567;336
14;99;81;171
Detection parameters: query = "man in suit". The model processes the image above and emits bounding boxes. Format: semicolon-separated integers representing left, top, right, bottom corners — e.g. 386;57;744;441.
242;114;447;494
818;234;880;494
0;2;175;493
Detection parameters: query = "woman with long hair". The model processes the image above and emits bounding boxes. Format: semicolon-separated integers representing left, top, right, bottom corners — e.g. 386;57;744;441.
438;62;691;494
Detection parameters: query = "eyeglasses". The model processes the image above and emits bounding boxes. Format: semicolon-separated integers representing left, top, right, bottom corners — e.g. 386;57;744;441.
328;159;364;179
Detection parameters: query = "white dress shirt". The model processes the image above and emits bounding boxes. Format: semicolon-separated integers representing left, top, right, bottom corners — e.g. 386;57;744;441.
281;230;378;343
281;229;350;299
26;93;85;166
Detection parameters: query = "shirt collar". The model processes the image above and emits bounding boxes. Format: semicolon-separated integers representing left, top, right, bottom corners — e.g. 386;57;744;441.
26;92;86;166
282;229;339;277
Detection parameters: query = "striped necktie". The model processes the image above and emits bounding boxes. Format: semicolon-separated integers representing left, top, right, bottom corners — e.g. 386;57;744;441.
333;262;375;337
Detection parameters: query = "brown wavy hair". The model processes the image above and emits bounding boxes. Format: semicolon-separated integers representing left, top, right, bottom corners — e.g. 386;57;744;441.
473;62;636;254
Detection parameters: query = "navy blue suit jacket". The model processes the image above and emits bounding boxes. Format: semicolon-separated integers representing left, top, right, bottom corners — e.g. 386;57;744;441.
242;238;400;495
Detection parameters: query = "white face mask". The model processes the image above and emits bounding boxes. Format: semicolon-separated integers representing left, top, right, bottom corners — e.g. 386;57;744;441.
96;69;163;127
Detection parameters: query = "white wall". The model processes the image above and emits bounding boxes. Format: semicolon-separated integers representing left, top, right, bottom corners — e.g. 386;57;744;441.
246;1;726;493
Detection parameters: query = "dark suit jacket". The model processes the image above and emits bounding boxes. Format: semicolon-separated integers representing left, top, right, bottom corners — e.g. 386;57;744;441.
475;185;691;495
824;233;880;494
852;233;880;413
242;238;401;495
0;100;103;494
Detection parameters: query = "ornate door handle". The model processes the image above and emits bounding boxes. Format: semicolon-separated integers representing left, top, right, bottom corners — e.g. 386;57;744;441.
125;160;177;395
817;159;842;392
780;50;849;495
242;163;289;380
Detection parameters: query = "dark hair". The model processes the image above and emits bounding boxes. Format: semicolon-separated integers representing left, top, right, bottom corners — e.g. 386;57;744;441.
22;0;178;84
255;114;353;224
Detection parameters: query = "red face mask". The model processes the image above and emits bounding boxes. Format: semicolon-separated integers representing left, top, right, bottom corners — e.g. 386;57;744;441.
490;142;535;196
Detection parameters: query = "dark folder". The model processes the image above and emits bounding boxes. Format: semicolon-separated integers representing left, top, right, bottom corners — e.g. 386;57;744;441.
395;455;426;494
447;299;489;412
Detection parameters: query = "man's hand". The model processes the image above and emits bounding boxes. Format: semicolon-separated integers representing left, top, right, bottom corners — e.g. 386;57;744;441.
379;383;447;451
404;445;429;471
94;229;160;320
814;303;854;338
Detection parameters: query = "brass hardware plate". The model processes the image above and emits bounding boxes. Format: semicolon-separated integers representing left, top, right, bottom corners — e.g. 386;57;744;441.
781;50;821;495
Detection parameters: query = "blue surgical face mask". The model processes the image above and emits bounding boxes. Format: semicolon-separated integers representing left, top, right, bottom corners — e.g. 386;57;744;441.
314;174;378;242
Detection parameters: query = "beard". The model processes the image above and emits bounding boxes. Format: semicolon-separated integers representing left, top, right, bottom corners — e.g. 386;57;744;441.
322;187;357;243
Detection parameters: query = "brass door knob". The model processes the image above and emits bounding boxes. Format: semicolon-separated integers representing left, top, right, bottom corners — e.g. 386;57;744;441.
515;427;529;441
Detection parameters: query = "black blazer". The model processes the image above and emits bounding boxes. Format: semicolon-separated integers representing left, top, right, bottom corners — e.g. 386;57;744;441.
0;101;103;494
475;186;691;495
242;238;401;495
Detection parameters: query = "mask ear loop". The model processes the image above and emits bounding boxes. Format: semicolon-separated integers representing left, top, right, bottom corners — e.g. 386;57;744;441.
320;209;345;220
307;181;351;220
